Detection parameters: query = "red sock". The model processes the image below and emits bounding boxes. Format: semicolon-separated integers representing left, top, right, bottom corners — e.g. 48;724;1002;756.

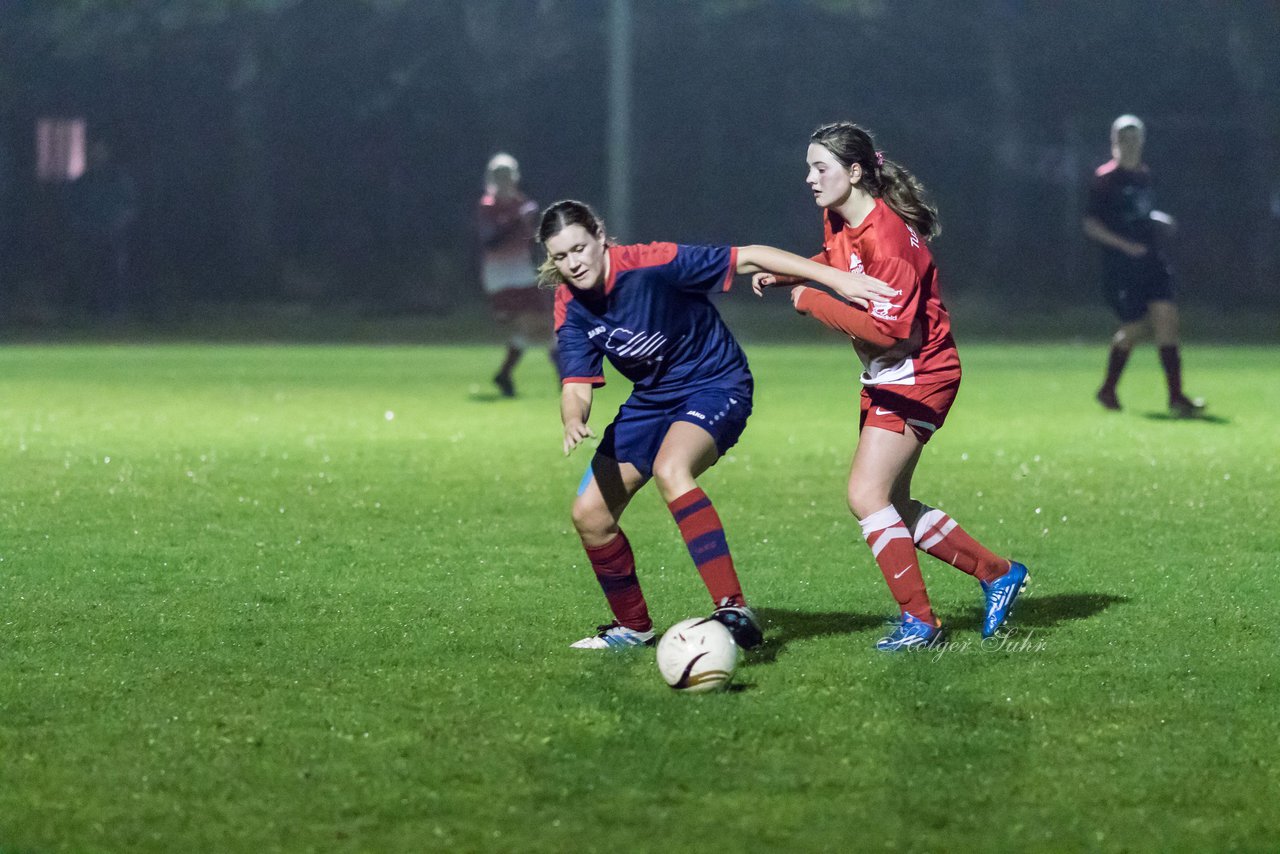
668;487;745;607
584;531;651;631
859;505;935;624
910;505;1009;584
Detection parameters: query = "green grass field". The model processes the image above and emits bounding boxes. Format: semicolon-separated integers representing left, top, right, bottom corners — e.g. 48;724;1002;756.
2;342;1278;853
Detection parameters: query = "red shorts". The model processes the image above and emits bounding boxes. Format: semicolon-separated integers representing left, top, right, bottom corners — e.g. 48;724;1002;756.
490;286;553;319
859;379;960;444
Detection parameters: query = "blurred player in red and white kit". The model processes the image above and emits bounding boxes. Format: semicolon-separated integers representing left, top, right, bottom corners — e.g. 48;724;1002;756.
477;152;554;397
1084;115;1205;417
755;122;1028;651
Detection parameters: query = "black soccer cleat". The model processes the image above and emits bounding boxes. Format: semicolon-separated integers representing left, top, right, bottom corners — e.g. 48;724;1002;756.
710;598;764;650
1169;395;1206;418
493;372;516;398
1096;387;1121;411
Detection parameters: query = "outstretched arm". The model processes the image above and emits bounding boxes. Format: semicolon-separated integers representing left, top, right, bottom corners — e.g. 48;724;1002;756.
736;244;896;305
560;382;596;456
790;286;896;348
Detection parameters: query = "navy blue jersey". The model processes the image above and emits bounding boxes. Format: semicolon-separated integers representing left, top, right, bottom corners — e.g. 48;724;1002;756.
554;242;752;403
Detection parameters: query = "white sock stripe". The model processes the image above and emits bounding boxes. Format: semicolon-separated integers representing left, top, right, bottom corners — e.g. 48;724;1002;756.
911;506;942;539
919;518;956;550
912;507;956;547
858;505;904;538
869;527;912;558
920;530;951;550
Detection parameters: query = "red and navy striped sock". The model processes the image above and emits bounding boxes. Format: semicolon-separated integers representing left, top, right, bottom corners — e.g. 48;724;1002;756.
668;487;745;607
584;531;651;631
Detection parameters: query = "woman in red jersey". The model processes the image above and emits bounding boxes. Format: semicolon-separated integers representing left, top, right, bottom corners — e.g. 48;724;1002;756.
755;122;1029;651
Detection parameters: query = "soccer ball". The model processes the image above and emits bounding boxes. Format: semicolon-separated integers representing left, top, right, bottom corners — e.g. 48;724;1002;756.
656;617;739;693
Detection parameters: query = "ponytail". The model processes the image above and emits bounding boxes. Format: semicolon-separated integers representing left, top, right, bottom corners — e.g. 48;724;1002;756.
876;158;940;240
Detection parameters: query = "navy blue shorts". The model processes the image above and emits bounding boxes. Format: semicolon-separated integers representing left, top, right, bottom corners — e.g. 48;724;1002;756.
597;387;752;478
1102;254;1175;323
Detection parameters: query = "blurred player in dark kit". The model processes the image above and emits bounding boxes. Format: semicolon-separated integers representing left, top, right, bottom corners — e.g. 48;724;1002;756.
1084;114;1205;417
542;199;893;651
477;152;553;397
67;141;136;319
755;122;1028;652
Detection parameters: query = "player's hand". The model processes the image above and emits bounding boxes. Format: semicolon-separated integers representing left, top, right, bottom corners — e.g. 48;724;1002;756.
1124;242;1149;259
752;273;780;296
790;285;810;313
563;420;596;455
828;271;897;308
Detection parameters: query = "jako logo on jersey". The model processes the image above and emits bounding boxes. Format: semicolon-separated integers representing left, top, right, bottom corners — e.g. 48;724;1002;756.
604;328;669;359
848;251;865;274
685;410;706;420
906;226;920;249
587;325;606;339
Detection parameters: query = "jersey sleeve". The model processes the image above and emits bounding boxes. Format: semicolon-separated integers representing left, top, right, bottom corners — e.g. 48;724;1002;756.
553;289;605;386
863;255;920;340
793;288;895;348
664;244;738;294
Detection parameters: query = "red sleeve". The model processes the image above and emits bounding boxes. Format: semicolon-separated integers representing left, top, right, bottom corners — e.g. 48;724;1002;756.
794;288;896;348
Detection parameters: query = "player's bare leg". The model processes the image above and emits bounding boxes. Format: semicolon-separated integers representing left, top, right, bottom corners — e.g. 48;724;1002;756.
651;421;720;503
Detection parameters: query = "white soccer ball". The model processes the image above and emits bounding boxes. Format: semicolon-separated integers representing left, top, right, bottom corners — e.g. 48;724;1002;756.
656;617;739;693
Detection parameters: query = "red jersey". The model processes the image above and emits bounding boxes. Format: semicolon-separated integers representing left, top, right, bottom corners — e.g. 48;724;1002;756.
477;192;539;294
808;198;960;386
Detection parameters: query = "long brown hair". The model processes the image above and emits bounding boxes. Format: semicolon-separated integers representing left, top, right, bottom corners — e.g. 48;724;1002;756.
535;199;608;287
810;122;940;240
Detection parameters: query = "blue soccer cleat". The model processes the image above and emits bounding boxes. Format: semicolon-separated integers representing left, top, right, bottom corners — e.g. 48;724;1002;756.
875;612;946;652
980;561;1029;638
570;622;655;650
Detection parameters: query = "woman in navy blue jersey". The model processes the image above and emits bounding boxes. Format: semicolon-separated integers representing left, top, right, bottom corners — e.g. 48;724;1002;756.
540;199;895;650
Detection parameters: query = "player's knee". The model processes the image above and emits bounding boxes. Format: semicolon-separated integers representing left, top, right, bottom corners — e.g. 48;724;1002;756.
847;482;889;520
650;459;693;501
571;494;613;540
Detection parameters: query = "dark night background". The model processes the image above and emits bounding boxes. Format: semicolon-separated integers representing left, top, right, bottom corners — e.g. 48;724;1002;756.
1;0;1277;334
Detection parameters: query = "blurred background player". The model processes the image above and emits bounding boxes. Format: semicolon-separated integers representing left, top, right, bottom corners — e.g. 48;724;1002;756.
542;199;892;651
1083;114;1205;417
66;140;137;320
477;152;552;397
755;122;1028;651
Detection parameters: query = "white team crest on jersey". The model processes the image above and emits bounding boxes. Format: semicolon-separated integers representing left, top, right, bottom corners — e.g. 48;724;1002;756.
848;251;865;274
870;296;898;320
